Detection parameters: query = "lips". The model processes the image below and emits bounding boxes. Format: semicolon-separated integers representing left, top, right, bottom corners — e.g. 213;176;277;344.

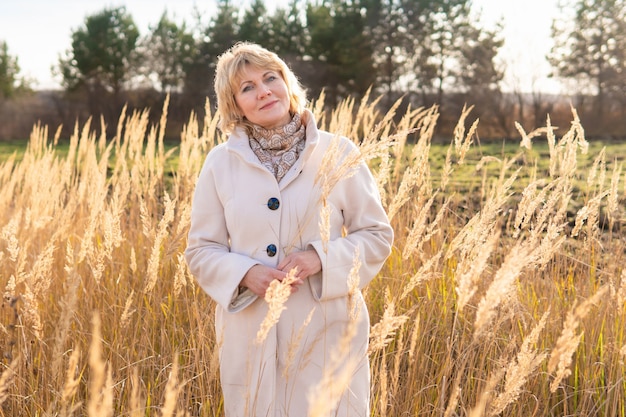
260;100;279;110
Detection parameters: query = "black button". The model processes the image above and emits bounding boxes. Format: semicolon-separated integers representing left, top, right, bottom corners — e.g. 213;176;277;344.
266;244;277;257
267;197;280;210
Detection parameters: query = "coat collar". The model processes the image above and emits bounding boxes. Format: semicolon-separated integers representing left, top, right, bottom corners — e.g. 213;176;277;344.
225;109;321;188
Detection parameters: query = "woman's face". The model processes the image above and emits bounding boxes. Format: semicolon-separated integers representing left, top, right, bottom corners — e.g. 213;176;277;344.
234;65;292;130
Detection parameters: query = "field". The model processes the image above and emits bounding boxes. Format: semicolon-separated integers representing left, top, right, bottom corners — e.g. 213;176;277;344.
1;94;625;416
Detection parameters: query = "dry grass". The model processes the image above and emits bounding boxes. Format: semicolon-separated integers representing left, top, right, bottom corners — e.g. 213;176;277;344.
1;93;625;416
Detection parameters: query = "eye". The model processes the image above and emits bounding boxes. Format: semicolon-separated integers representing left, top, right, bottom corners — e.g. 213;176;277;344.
266;75;277;82
241;84;253;93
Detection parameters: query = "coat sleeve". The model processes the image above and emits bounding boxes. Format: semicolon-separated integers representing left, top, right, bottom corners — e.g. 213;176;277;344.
308;141;394;301
185;154;259;312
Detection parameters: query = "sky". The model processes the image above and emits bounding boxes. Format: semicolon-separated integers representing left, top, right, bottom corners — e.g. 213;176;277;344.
0;0;562;93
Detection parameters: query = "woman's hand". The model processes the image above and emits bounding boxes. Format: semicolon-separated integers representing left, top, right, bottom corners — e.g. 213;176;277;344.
278;249;322;281
240;250;321;298
240;264;302;297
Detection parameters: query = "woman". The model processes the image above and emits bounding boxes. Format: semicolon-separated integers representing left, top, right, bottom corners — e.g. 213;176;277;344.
185;42;393;417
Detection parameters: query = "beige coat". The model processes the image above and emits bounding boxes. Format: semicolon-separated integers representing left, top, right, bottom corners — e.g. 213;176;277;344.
185;111;393;416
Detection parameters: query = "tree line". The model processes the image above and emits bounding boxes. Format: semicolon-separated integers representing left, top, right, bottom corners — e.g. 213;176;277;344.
1;0;625;140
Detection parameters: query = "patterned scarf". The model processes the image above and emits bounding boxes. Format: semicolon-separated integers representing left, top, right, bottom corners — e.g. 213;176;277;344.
249;113;306;182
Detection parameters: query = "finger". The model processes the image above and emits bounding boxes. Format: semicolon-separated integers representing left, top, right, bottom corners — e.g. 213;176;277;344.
280;266;292;275
277;254;296;270
274;271;288;282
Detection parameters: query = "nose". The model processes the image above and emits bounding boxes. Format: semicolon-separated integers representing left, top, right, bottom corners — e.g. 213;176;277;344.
258;86;271;99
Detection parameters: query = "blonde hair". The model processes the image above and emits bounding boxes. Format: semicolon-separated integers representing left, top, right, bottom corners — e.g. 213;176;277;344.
214;42;307;134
